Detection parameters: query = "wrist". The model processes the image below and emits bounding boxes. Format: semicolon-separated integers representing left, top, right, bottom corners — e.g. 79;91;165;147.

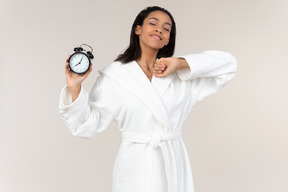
67;84;81;94
68;84;80;90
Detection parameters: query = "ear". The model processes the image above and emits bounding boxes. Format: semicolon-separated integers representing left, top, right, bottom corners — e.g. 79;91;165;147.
135;25;141;35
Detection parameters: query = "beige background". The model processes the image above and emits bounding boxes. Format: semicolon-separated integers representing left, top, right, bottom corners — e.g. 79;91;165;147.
0;0;287;191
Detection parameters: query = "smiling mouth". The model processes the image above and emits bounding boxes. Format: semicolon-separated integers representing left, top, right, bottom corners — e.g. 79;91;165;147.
151;34;162;40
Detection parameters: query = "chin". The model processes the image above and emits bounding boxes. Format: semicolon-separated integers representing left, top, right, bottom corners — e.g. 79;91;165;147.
149;43;165;50
140;39;165;50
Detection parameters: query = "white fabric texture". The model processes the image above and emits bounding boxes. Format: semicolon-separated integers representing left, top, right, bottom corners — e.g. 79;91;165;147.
59;50;237;192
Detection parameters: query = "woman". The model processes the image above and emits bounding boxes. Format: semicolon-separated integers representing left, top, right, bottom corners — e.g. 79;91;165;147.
59;6;237;192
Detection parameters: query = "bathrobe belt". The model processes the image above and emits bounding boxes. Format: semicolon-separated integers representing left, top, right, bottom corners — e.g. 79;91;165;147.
122;131;182;192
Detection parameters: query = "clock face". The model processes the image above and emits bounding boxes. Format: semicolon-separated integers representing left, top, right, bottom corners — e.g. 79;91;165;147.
68;52;90;74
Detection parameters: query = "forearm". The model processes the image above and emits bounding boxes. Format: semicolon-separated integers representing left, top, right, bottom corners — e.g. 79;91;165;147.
67;85;81;102
176;57;189;70
176;51;237;81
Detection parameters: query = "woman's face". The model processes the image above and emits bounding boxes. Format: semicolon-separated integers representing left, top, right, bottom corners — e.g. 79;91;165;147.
135;11;172;51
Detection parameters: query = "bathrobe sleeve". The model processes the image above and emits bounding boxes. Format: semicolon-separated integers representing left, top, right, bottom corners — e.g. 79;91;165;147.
176;50;237;105
59;75;114;138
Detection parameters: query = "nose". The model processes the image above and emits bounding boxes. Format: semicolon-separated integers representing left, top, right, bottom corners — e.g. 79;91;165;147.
156;28;162;34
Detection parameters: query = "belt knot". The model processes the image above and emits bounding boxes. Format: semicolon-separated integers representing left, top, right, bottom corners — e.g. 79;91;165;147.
149;133;161;149
122;131;182;149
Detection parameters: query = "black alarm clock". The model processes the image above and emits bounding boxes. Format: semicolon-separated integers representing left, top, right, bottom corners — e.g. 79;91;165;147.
68;44;94;74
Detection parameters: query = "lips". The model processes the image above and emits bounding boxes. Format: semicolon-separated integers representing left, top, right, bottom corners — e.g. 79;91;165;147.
151;34;162;40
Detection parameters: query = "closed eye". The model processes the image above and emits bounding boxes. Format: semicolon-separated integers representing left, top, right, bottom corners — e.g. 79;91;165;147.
164;27;170;32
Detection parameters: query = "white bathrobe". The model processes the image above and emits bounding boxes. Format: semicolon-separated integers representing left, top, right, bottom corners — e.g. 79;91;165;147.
59;50;237;192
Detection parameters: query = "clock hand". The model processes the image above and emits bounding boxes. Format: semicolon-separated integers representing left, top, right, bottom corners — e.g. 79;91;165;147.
75;56;84;67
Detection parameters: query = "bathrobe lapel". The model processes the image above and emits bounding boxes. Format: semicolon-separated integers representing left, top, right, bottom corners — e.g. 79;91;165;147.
100;61;175;131
151;69;177;98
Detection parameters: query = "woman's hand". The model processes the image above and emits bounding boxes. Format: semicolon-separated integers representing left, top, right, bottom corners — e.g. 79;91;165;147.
153;57;189;77
65;54;92;102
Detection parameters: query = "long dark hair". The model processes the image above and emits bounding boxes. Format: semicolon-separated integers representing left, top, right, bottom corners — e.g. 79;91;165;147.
114;6;176;64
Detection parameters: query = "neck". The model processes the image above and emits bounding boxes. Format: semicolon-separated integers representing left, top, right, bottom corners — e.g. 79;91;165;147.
136;43;158;71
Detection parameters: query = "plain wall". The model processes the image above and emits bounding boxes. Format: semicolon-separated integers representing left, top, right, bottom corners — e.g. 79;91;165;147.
0;0;287;191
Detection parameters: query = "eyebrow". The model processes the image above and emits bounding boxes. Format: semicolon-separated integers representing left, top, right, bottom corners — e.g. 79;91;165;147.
149;17;172;27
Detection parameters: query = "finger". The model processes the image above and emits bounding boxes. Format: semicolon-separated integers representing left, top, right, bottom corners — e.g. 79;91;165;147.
86;64;93;75
81;72;89;80
65;54;73;74
88;63;93;73
158;57;165;63
154;62;166;71
153;67;162;74
65;62;70;74
153;68;162;73
66;54;71;63
153;70;160;75
153;70;163;76
154;70;168;77
159;58;169;68
154;64;164;70
154;66;166;74
155;59;164;67
82;63;93;79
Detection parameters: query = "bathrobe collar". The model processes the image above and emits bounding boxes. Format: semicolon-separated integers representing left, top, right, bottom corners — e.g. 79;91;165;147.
99;61;176;131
